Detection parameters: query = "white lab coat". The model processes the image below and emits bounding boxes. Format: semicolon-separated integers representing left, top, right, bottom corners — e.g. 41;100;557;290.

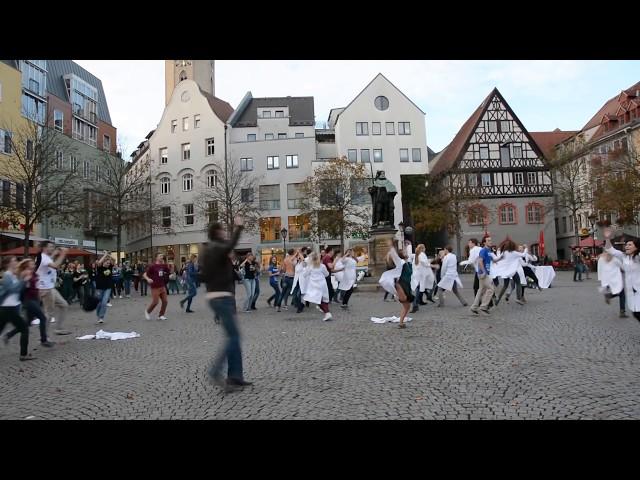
333;258;344;290
597;255;623;295
303;264;330;305
491;250;527;285
337;256;365;292
410;252;434;292
292;256;309;294
379;249;404;295
460;245;482;268
437;252;463;291
605;247;640;312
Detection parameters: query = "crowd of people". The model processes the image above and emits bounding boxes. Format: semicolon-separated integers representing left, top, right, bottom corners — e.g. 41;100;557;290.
2;222;639;394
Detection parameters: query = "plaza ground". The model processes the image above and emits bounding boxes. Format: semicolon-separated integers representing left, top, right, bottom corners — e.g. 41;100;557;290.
1;271;639;420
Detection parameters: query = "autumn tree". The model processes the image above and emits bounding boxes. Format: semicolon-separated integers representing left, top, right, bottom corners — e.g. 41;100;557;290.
0;116;84;256
193;157;263;236
299;157;371;250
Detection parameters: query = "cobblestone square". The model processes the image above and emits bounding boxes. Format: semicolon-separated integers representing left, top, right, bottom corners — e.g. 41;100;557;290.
1;271;639;420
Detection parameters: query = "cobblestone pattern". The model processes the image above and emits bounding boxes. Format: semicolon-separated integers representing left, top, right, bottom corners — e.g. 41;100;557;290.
1;272;639;420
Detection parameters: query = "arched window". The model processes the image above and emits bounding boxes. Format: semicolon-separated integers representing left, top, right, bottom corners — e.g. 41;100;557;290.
206;169;218;188
526;202;544;224
468;204;488;226
160;177;170;195
182;173;193;192
179;70;187;82
498;203;517;225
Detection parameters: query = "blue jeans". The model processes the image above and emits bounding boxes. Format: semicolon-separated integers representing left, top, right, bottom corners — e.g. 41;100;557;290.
243;278;256;311
208;296;243;380
182;281;197;310
268;282;282;307
281;276;294;306
96;288;111;320
123;279;131;296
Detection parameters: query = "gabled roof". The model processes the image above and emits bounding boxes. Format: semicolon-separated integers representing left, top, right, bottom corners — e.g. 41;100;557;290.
229;96;314;128
332;73;425;126
199;88;234;123
529;129;578;160
428;89;494;176
582;80;640;131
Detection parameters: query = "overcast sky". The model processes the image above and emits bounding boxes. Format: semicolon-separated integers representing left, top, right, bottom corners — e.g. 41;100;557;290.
75;60;639;157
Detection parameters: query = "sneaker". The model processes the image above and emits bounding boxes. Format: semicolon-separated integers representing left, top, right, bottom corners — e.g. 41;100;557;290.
515;299;525;305
283;306;289;311
322;312;333;321
470;307;479;314
119;296;123;299
31;319;40;326
144;309;151;320
276;307;281;312
340;304;348;309
186;309;194;313
126;295;131;298
20;354;36;361
40;341;55;347
226;377;253;387
97;318;104;324
107;303;113;307
479;309;491;315
50;317;56;323
159;315;168;321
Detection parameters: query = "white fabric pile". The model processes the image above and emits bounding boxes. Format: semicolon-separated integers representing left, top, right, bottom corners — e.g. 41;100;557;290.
76;330;141;341
370;316;413;324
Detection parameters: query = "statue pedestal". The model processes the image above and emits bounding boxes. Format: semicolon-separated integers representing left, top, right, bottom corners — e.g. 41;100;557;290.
367;227;398;279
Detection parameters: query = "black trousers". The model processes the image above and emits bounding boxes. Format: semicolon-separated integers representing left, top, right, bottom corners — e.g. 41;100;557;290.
326;276;335;302
0;306;28;356
634;312;640;321
7;299;48;343
342;287;354;305
523;266;539;286
473;273;479;297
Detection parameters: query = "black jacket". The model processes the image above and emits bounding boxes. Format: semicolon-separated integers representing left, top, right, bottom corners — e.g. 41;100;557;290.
200;226;243;294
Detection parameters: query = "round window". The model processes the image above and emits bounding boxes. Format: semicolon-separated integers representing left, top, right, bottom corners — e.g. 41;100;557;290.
374;96;389;111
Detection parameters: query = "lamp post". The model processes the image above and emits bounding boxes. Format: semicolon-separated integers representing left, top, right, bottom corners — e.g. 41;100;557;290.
280;227;288;254
588;212;597;256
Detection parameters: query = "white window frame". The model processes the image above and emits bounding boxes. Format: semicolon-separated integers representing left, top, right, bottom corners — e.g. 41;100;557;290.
481;173;491;187
347;149;357;162
412;148;421;162
385;122;395;135
182;143;190;161
183;204;195;226
160;148;168;164
241;157;253;171
267;156;280;170
247;134;256;142
360;149;370;163
162;207;171;227
398;122;411;135
54;110;64;132
372;122;381;135
373;149;383;163
182;117;189;131
356;122;369;136
206;169;218;188
527;172;537;185
194;114;201;129
286;154;299;169
83;161;90;179
160;177;171;195
514;172;524;185
206;138;214;156
399;148;409;162
171;120;177;133
182;173;193;191
265;133;274;140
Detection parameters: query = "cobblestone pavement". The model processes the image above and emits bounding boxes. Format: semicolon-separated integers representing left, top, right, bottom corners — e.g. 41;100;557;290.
1;271;639;420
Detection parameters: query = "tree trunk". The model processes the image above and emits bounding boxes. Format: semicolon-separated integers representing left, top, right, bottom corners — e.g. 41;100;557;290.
117;223;122;265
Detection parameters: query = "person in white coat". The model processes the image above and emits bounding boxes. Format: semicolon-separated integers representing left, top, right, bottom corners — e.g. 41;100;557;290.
597;251;627;318
603;227;640;322
379;240;405;297
492;239;527;306
291;247;309;314
338;248;366;309
410;244;435;313
303;252;333;321
436;245;468;307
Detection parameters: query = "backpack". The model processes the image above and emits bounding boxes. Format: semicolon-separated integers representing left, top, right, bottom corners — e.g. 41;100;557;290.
82;293;100;312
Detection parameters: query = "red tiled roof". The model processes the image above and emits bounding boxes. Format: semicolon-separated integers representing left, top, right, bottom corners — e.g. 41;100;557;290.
582;80;640;131
428;89;495;176
199;88;234;122
529;130;578;160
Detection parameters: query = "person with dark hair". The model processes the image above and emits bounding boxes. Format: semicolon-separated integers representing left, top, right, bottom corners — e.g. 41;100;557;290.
492;238;527;306
143;253;170;321
266;255;283;312
603;228;640;322
201;217;252;391
137;261;148;296
321;247;336;303
239;253;258;312
94;253;114;324
466;238;482;298
290;247;308;313
179;254;198;313
573;250;584;282
0;256;35;360
303;252;333;321
280;248;296;309
436;245;467;307
390;243;414;329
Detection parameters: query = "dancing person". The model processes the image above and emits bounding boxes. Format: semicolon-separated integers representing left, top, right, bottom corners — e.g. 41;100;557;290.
303;252;333;321
597;250;627;318
280;249;296;309
322;247;336;303
4;258;54;349
240;253;258;313
470;235;496;315
202;217;252;391
431;250;443;300
436;245;468;308
179;254;198;313
492;239;527;306
266;256;283;311
603;228;640;322
94;253;114;324
410;244;434;313
338;249;365;309
143;253;170;321
112;263;123;299
36;242;70;335
0;256;35;361
61;264;75;304
467;238;482;297
250;257;261;311
292;247;310;314
167;264;180;295
388;242;414;329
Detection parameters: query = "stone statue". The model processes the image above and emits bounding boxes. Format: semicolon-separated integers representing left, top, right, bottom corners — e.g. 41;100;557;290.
368;170;397;228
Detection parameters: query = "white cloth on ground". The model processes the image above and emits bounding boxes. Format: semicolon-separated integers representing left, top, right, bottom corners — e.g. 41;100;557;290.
370;316;413;324
76;330;141;341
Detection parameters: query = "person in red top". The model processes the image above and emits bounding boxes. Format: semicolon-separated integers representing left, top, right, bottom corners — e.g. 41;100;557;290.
143;253;171;320
3;258;54;347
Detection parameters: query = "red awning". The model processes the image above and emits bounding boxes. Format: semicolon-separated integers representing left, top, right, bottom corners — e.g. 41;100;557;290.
571;237;604;249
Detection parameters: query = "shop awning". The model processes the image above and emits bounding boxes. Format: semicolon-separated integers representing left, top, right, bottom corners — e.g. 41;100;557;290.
0;233;48;242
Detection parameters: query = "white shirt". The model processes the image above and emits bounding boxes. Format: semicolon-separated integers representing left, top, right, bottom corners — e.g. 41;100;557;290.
36;253;57;290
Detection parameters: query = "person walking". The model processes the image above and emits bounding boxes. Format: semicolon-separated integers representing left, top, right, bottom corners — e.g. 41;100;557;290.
61;264;75;304
436;245;468;307
122;261;134;298
492;239;528;306
179;254;198;313
303;252;333;321
573;251;584;282
0;256;35;361
36;242;70;335
94;253;114;324
603;228;640;322
250;257;261;311
239;253;258;313
292;247;310;313
143;254;170;321
410;244;434;313
201;217;252;391
466;238;482;298
321;247;336;303
266;256;283;311
338;249;365;309
470;235;496;315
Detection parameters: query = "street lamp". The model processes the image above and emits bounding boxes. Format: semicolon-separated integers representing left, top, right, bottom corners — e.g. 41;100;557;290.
280;227;288;253
588;212;598;256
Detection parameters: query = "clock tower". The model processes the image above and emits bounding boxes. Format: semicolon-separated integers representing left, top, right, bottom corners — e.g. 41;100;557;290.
165;60;215;105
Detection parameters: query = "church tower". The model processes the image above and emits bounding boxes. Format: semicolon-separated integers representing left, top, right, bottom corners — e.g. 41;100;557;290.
165;60;215;105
